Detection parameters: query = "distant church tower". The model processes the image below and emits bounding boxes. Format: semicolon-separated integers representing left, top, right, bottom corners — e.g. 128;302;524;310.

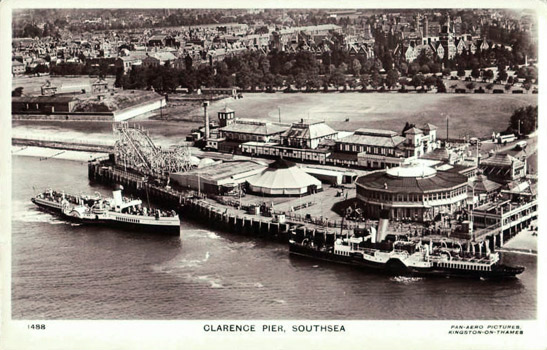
424;16;429;37
218;107;235;127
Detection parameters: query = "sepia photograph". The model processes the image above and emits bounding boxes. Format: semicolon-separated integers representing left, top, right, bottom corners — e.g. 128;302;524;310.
1;0;545;349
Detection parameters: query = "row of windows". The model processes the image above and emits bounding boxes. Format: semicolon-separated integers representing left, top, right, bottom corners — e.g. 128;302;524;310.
335;250;350;256
438;262;491;271
339;143;396;156
116;217;140;224
242;146;325;161
223;132;267;142
358;186;466;202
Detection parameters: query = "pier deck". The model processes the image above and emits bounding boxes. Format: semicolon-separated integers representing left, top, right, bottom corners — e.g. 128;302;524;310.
88;159;536;248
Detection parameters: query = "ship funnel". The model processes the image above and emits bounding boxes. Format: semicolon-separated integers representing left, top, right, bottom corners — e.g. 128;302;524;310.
376;209;390;242
370;226;377;244
113;184;124;207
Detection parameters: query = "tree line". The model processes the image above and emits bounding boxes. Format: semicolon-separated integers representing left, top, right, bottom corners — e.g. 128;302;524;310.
112;49;451;94
507;105;537;136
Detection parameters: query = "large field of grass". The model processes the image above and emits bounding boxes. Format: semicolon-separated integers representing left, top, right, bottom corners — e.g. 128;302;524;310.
204;92;537;139
13;91;538;146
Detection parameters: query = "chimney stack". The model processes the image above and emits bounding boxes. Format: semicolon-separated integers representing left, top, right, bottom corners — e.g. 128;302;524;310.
203;101;210;140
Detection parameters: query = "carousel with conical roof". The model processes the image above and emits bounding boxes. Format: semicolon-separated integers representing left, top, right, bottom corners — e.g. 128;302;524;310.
246;158;322;196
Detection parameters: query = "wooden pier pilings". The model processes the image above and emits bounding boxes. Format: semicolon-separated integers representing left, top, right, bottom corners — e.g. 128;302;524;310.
88;161;293;241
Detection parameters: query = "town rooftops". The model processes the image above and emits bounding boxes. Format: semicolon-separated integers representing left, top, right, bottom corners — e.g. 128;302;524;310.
119;52;148;61
149;52;176;61
149;34;167;41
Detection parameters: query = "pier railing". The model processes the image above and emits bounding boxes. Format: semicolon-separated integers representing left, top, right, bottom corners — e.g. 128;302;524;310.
473;224;502;241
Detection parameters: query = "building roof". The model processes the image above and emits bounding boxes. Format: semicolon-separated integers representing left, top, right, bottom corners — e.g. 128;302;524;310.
356;164;468;193
354;128;398;137
480;153;523;168
404;127;424;135
283;120;337;140
422;123;437;131
219;106;234;113
248;161;321;191
421;147;451;161
119;51;148;61
220;121;288;136
153;52;176;61
268;158;296;169
386;164;437;178
505;180;530;194
471;175;502;193
12;95;76;103
187;160;267;182
337;133;406;148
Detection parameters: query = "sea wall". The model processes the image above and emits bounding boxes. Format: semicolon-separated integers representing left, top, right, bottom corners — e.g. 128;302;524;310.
13;138;113;153
113;97;166;121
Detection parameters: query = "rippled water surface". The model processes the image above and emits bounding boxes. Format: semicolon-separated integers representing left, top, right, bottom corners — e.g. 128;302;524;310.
12;156;537;319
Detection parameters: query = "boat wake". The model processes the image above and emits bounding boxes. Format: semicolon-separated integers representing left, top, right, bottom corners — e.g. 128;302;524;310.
175;251;211;268
12;203;65;225
226;241;256;251
193;274;224;289
390;276;424;284
153;251;211;273
185;229;223;241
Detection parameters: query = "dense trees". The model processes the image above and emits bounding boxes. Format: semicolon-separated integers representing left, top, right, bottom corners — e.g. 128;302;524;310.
483;69;494;82
507;105;537;135
498;68;508;82
115;65;179;92
436;79;447;93
12;87;24;97
385;69;399;89
411;73;425;90
50;61;117;77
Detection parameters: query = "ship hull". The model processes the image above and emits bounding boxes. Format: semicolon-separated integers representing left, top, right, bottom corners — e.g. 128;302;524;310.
32;198;180;235
289;242;524;279
63;215;181;235
31;197;64;214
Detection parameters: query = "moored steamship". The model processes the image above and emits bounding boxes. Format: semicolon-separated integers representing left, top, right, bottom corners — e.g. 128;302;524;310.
289;210;524;279
31;185;180;234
